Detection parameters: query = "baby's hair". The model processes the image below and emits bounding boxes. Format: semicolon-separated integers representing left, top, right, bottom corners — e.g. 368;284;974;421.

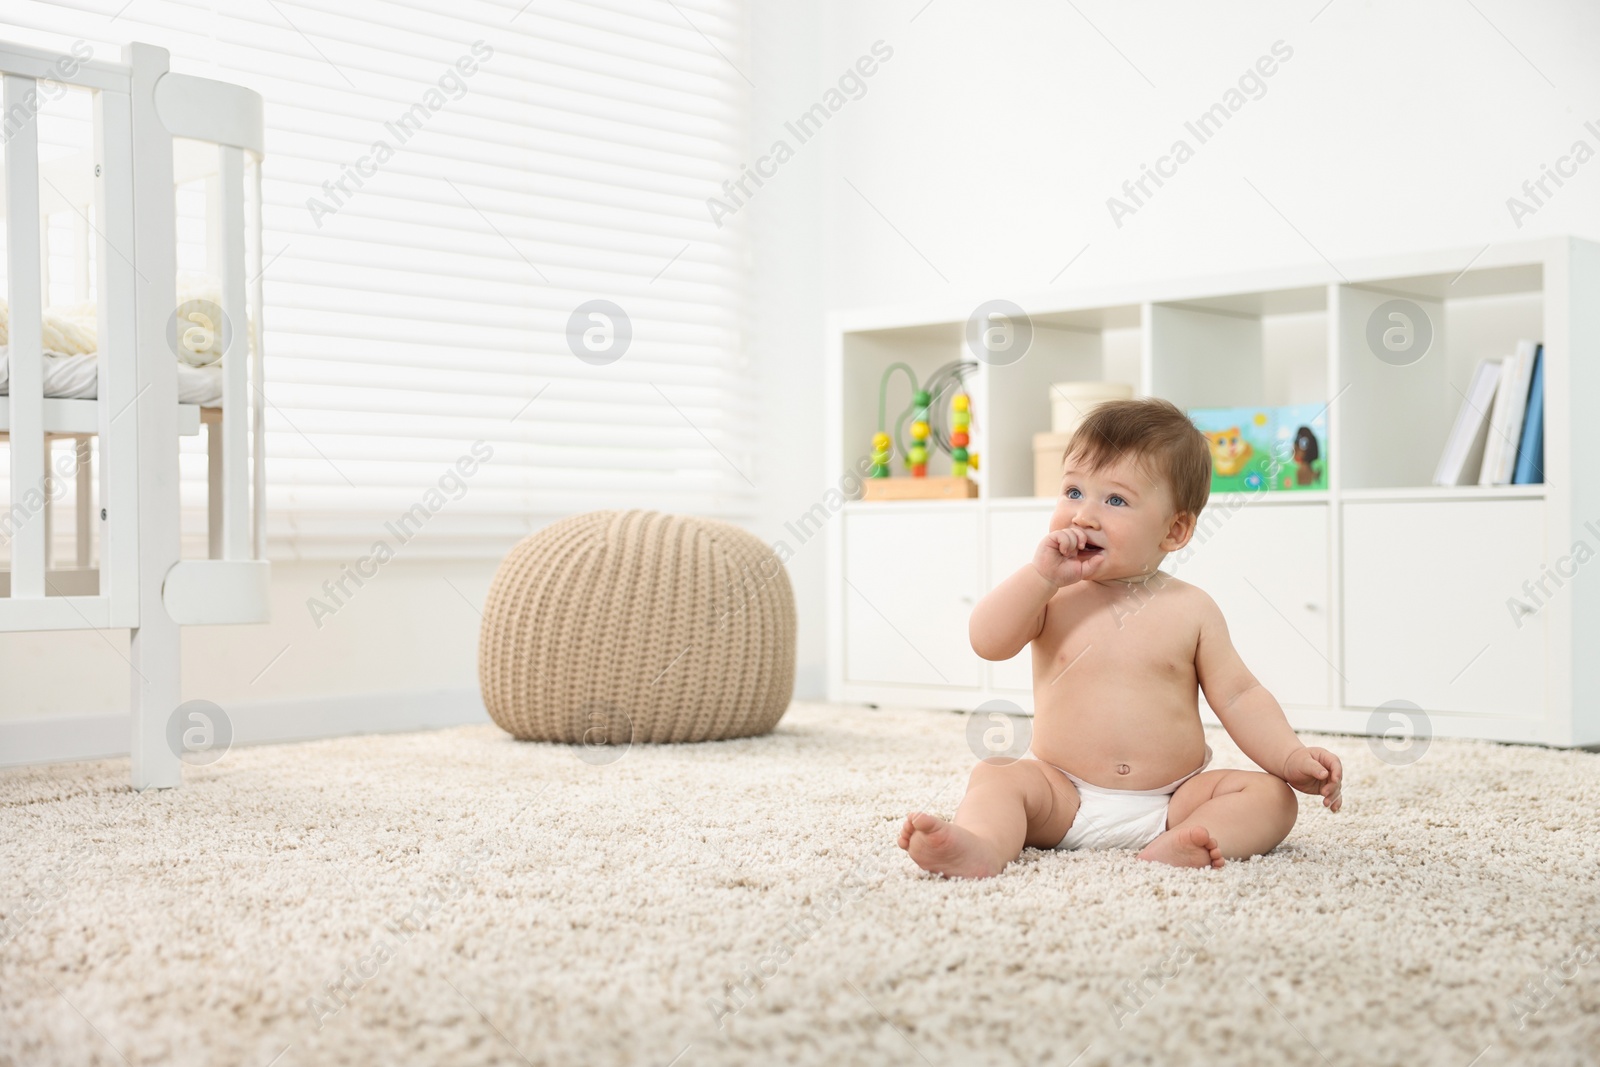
1061;397;1211;517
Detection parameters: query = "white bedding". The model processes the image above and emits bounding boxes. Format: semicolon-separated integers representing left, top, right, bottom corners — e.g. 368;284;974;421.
0;348;224;406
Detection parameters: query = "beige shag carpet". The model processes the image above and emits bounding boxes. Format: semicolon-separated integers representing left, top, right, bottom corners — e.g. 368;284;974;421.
2;702;1599;1067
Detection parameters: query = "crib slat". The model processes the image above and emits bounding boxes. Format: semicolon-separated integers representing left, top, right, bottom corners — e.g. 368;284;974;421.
5;74;47;599
94;86;139;627
124;41;182;790
218;145;249;561
249;160;267;561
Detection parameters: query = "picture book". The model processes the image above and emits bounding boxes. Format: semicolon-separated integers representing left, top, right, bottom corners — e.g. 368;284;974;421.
1187;403;1328;493
1434;358;1502;486
1512;343;1544;485
1479;339;1539;486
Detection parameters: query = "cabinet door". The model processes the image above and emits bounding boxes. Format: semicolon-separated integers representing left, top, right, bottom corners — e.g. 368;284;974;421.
985;506;1053;692
844;508;984;689
1342;500;1545;717
1168;502;1332;709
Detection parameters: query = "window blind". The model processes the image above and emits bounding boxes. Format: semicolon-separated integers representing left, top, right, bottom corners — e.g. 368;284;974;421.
3;0;755;559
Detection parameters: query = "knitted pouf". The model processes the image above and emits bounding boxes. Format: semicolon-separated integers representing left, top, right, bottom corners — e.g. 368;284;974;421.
478;509;796;745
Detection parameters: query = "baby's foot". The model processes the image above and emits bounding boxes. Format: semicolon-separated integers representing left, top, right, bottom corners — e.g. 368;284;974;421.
898;812;1005;879
1137;825;1225;869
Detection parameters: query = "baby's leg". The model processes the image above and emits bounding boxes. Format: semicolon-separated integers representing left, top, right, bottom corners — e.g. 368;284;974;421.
899;758;1079;879
1138;769;1298;869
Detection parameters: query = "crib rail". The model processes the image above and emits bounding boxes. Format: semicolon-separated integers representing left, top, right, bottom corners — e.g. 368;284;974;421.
1;43;268;629
1;41;268;787
1;59;132;630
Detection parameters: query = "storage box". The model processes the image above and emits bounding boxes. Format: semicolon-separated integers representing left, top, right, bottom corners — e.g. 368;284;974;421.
1033;431;1072;498
1050;381;1133;434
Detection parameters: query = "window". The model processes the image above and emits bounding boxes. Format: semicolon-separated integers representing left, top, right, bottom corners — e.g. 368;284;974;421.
3;0;755;559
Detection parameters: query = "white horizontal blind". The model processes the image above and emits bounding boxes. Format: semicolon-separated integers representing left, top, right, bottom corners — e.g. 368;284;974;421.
3;0;755;559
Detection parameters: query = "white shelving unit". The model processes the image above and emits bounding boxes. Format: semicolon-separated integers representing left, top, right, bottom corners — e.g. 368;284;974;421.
825;236;1600;748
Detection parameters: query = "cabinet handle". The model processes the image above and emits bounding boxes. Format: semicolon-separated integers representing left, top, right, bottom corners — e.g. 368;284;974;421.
959;596;975;605
1304;603;1319;611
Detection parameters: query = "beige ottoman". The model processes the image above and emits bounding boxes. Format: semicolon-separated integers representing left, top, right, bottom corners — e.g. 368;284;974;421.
478;509;796;746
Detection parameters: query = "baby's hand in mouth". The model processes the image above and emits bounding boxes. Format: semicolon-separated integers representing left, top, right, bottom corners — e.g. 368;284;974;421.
1074;531;1105;558
1034;529;1105;586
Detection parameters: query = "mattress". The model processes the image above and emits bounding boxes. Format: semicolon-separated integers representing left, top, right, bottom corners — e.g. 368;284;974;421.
0;348;223;406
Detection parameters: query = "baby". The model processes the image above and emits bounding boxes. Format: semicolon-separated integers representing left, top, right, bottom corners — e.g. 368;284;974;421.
898;397;1342;877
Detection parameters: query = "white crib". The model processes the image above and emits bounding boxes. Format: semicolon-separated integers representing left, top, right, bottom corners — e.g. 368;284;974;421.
0;40;269;789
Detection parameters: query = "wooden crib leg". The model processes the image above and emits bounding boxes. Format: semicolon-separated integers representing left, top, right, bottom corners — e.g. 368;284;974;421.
207;414;222;559
43;439;54;572
76;437;92;569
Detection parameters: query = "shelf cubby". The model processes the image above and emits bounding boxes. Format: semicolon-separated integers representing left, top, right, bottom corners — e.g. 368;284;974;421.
984;303;1140;499
838;322;966;480
1146;285;1329;414
1333;265;1543;491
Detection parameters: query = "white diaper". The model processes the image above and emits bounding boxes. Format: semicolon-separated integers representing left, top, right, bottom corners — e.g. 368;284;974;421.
1028;744;1214;851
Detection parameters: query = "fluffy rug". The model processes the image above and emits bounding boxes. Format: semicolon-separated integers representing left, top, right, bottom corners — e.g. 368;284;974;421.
2;702;1598;1067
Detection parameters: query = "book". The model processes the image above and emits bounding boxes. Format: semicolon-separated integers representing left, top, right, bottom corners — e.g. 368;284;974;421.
1479;340;1539;486
1434;358;1502;486
1512;343;1544;484
1187;402;1328;492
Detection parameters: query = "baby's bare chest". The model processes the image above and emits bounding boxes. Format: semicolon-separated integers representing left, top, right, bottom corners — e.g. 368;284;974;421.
1036;584;1199;683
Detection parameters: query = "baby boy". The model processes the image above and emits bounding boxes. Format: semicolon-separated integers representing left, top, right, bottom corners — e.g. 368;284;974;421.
898;397;1342;876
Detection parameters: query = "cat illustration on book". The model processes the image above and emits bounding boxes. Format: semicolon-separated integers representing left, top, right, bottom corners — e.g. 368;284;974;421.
1203;426;1253;476
1189;405;1328;492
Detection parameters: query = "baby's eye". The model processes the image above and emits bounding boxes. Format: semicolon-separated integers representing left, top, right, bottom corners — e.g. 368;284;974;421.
1064;487;1081;499
1107;494;1127;507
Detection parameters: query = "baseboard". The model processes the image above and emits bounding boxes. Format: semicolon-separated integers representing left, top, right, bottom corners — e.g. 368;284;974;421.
0;688;489;768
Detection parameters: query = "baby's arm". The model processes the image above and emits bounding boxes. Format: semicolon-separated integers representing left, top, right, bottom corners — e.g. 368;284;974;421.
1193;592;1343;810
969;563;1055;661
969;529;1097;660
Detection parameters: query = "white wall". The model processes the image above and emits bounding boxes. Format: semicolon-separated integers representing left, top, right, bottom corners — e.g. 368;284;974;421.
9;0;1600;740
748;0;828;700
815;0;1600;306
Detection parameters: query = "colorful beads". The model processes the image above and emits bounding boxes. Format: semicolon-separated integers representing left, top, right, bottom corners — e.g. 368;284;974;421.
866;381;977;484
869;429;892;477
908;391;931;478
950;391;971;477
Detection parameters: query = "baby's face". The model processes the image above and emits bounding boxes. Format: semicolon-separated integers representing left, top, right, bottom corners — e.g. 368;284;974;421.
1049;452;1191;581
